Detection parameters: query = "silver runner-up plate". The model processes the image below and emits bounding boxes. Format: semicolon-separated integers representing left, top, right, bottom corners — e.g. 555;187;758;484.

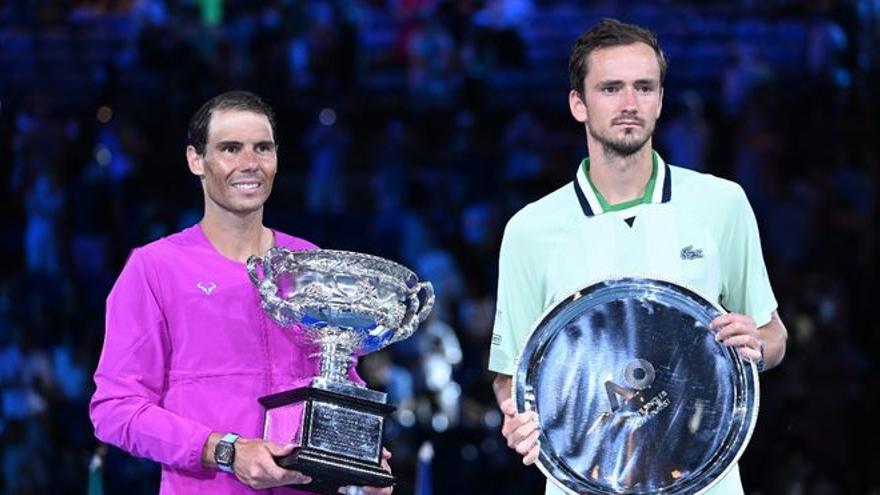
513;277;759;495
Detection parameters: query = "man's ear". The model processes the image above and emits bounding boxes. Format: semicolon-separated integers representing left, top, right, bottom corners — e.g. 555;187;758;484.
186;145;205;178
569;90;588;124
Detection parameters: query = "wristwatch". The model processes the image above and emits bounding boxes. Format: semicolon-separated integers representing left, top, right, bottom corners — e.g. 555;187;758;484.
214;433;240;473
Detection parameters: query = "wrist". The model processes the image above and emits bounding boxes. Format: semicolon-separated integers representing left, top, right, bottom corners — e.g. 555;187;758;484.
201;432;223;469
756;340;766;373
213;433;241;473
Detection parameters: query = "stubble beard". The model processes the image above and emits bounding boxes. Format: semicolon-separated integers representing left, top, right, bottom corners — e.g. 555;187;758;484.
204;181;273;218
588;121;655;158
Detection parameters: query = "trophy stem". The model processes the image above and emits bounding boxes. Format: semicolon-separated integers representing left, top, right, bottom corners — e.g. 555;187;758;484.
316;327;357;383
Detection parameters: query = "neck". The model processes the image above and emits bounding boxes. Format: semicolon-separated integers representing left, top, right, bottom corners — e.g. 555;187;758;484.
586;143;654;205
199;205;272;263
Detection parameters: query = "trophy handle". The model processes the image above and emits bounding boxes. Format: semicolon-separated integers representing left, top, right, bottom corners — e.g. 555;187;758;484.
246;254;265;286
247;247;286;284
415;281;435;322
400;281;435;337
246;252;285;317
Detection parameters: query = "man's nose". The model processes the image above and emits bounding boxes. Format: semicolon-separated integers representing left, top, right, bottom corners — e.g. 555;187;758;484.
620;87;638;112
238;148;260;170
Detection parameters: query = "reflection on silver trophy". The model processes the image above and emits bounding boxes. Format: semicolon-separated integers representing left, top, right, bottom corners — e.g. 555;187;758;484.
515;277;759;495
247;247;434;493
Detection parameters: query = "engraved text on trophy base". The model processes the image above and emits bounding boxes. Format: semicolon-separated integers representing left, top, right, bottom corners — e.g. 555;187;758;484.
308;402;383;463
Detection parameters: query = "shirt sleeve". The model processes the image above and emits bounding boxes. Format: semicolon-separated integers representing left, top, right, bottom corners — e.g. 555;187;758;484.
488;217;546;376
718;185;778;327
89;248;212;472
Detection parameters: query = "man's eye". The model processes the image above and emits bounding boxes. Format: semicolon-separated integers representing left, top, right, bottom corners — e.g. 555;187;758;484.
221;145;240;153
602;87;619;94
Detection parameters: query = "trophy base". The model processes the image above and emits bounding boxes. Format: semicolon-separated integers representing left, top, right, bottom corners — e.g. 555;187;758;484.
259;379;396;494
276;446;395;494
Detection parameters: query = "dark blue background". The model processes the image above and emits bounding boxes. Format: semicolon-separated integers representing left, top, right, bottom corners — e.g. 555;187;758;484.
1;1;877;493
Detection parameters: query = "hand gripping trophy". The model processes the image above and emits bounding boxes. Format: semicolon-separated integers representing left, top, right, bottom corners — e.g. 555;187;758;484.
247;248;434;493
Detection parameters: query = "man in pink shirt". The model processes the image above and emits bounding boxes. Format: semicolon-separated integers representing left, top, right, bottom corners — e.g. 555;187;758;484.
90;91;392;494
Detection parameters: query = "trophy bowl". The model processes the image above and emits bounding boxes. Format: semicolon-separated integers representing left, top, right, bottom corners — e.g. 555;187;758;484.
514;277;759;495
247;247;434;493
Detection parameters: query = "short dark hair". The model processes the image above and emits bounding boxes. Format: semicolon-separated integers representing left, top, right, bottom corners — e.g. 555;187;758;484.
187;90;277;155
568;18;667;96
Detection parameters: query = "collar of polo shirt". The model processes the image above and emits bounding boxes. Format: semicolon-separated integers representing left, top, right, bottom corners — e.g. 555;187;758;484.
573;150;672;217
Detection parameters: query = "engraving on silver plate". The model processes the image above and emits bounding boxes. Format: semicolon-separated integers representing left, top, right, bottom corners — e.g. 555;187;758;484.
514;277;759;495
247;248;435;384
308;402;383;462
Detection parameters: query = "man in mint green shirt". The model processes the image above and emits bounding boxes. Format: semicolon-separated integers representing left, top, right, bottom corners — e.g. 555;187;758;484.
489;19;788;495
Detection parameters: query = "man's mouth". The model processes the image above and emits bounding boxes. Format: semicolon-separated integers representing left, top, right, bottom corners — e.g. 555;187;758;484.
231;182;261;190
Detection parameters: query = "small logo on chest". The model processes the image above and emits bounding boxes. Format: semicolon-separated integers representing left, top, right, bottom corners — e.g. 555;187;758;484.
197;282;217;295
680;245;704;260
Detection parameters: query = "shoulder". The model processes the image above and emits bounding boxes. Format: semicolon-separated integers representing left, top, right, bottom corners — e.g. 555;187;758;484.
108;232;185;301
669;165;750;209
132;225;203;263
505;182;579;240
273;230;319;251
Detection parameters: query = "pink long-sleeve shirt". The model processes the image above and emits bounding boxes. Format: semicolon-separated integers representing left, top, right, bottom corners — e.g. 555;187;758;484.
90;224;352;494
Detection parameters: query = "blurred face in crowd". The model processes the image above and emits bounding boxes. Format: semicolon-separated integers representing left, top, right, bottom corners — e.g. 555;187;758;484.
186;109;277;217
569;42;663;157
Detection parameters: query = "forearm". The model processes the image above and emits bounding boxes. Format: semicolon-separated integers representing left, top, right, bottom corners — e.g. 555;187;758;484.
758;310;787;370
90;376;213;471
492;373;513;408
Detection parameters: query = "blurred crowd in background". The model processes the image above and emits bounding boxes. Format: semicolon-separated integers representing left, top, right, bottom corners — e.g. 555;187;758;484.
1;0;878;493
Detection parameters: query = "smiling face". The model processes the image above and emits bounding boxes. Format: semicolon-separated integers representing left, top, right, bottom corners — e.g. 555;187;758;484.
186;109;277;218
569;42;663;158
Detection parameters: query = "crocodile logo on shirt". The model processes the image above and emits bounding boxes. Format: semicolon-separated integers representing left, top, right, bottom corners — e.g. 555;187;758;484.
680;245;704;260
197;282;217;295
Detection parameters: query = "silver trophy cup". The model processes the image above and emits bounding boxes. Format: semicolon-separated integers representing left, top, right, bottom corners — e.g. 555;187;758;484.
247;247;434;493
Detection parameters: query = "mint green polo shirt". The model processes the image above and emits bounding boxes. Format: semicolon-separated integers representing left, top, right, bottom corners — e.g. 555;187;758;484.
489;151;777;495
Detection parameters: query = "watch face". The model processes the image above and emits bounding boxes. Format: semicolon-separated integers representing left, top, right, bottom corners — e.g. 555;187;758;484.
216;443;235;465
